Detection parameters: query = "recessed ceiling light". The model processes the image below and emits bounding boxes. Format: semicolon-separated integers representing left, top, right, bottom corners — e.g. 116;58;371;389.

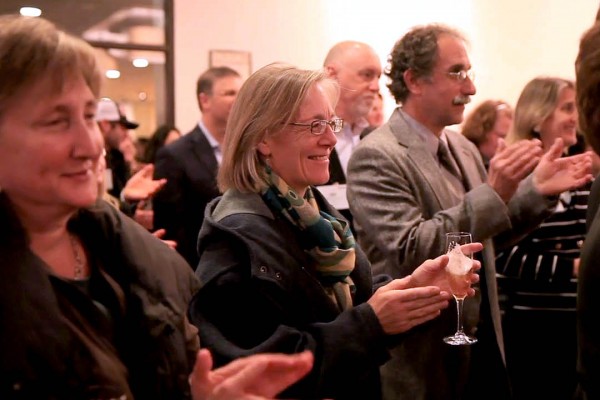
20;7;42;17
132;58;149;68
105;69;121;79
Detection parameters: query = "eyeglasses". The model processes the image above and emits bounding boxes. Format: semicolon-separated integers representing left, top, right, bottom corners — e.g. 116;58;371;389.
289;117;344;135
447;70;475;82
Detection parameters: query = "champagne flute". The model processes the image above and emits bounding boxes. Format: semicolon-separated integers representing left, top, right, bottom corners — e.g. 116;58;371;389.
443;232;478;346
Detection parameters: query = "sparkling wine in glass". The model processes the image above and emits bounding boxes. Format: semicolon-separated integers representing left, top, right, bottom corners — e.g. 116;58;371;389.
443;232;478;346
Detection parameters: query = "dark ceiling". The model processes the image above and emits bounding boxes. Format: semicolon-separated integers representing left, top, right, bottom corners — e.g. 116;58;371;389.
0;0;163;37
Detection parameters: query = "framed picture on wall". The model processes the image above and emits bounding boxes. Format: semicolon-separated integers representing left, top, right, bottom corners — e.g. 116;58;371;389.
209;49;252;80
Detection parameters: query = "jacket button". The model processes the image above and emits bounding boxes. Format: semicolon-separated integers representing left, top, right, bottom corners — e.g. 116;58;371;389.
13;382;22;391
275;272;282;280
577;240;584;248
259;266;268;273
555;243;562;250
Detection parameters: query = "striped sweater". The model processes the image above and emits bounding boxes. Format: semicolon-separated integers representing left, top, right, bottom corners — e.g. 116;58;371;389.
496;184;590;284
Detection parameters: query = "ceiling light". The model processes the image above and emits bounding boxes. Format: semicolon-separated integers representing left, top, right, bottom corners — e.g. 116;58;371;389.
105;69;121;79
132;58;149;68
20;7;42;17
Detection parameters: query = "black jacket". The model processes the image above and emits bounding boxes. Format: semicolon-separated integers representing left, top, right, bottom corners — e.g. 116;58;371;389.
0;197;200;399
153;125;220;268
188;188;392;400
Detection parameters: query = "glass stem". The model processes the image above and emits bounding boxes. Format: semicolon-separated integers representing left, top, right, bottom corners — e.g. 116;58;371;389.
455;296;465;334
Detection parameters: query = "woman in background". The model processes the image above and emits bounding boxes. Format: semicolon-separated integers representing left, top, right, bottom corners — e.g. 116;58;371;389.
461;99;513;169
496;77;590;400
143;124;182;164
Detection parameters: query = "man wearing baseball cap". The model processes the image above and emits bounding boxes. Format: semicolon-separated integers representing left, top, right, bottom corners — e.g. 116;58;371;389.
96;97;139;200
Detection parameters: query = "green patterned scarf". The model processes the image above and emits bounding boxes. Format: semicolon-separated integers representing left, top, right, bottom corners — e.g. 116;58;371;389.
260;166;356;311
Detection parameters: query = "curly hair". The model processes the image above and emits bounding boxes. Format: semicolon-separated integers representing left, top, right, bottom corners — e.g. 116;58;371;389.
576;21;600;155
386;24;466;104
462;100;512;145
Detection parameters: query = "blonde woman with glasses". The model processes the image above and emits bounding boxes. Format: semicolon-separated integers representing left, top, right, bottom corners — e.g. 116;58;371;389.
188;63;482;400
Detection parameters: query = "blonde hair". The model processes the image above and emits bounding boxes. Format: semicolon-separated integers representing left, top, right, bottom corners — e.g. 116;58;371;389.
218;63;339;193
0;15;101;121
507;77;574;144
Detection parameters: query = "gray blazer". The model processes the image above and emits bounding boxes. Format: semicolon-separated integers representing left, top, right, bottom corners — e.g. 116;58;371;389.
347;108;555;399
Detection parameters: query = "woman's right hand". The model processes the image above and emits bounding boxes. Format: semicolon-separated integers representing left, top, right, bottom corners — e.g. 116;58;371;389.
367;277;451;335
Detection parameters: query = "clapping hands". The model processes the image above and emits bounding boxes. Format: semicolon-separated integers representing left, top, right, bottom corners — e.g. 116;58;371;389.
532;138;593;196
190;349;313;400
122;164;166;202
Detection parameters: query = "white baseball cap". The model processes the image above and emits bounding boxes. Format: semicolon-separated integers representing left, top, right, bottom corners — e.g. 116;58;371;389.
95;98;139;129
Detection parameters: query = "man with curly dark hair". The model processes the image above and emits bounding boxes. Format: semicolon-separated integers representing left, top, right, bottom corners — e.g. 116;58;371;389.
347;23;593;400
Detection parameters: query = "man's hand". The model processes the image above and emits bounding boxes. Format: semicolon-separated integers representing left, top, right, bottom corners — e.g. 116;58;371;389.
487;139;542;203
122;164;167;202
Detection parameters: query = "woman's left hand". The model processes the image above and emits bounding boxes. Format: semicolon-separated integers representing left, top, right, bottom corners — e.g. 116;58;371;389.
190;349;313;400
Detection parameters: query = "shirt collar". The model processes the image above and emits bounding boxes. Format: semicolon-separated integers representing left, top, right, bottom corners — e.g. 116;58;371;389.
398;108;440;158
198;120;220;150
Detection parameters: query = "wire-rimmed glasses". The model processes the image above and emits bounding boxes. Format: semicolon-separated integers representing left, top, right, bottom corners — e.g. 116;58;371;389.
289;117;343;135
447;70;475;82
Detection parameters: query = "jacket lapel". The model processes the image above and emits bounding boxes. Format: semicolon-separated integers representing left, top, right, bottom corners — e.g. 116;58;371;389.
190;125;219;174
388;110;459;209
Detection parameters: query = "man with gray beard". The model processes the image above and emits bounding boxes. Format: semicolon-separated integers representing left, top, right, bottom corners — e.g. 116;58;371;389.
346;23;592;400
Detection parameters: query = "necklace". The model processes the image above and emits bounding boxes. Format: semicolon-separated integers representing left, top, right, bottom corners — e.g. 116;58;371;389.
68;234;85;280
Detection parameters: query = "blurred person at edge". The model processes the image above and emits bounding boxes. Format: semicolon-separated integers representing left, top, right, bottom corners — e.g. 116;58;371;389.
0;14;317;400
188;62;482;400
461;100;513;169
574;16;600;400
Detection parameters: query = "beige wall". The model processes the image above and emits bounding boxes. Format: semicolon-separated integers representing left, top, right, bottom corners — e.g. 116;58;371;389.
174;0;599;131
